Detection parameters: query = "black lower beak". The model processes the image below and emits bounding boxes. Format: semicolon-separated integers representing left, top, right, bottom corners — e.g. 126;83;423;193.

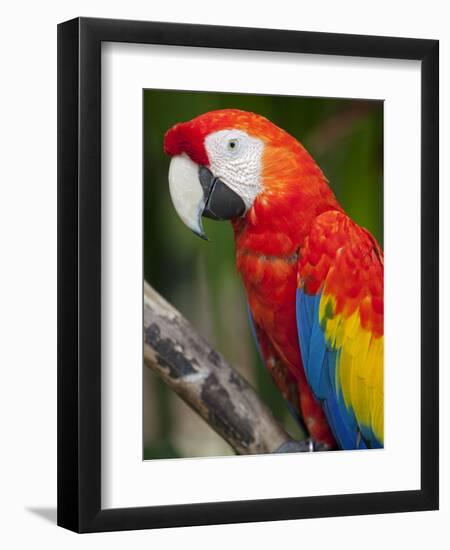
198;166;246;221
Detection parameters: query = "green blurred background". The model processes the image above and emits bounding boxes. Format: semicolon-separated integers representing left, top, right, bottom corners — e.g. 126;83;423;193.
143;89;383;460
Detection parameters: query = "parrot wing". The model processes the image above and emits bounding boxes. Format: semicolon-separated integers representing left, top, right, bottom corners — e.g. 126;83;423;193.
296;210;384;449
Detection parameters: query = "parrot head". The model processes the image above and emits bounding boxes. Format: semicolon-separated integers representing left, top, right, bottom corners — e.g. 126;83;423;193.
164;109;336;240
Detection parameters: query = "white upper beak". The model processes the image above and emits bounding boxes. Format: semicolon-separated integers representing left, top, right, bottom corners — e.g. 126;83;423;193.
168;154;207;239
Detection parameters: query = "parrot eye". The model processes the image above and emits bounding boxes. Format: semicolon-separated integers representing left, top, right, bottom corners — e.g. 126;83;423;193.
227;138;240;153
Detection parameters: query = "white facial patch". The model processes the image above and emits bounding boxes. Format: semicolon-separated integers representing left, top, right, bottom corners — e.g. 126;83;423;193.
204;129;264;211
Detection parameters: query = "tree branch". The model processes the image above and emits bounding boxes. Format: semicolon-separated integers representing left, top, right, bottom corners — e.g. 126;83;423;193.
143;280;295;455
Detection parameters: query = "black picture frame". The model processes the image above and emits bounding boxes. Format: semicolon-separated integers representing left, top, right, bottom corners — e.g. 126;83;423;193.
57;17;439;533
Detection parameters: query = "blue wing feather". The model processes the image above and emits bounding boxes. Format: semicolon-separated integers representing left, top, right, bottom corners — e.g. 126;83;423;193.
296;289;368;450
246;303;264;364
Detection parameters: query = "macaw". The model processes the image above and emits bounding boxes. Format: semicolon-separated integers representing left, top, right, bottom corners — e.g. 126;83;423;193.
164;109;383;451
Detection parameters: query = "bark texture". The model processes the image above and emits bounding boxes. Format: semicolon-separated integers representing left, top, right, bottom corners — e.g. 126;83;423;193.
143;281;295;455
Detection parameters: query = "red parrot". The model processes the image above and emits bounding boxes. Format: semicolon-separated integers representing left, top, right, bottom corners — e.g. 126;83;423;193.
164;109;383;451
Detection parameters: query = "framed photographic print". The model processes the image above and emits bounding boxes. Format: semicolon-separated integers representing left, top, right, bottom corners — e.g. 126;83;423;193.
57;17;439;532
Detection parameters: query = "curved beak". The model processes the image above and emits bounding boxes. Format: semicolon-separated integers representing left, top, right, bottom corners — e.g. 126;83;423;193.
168;154;246;240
